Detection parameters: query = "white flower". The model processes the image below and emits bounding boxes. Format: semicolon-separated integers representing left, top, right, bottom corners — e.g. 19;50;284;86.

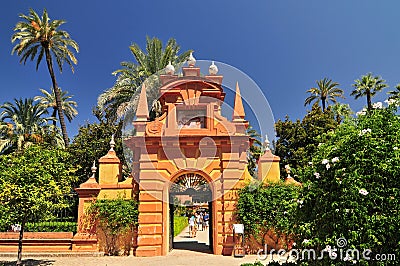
356;108;367;116
359;188;369;196
345;209;350;213
384;99;397;106
359;128;371;136
394;147;398;150
322;159;329;165
318;143;323;147
372;102;383;109
332;157;339;163
314;172;320;179
283;211;288;215
292;242;296;247
335;209;339;212
308;161;313;165
326;163;331;170
302;239;309;244
297;199;304;205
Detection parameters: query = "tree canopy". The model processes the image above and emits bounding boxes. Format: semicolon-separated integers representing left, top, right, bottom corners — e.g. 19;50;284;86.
0;145;77;265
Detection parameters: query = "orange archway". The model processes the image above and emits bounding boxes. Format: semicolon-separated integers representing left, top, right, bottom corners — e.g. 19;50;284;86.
123;64;252;256
168;171;214;253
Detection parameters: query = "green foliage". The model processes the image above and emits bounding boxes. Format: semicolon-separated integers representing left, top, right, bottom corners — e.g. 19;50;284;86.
274;104;338;175
87;196;138;255
11;8;80;147
247;126;264;177
0;144;76;264
97;37;191;122
34;87;78;124
304;78;344;112
25;221;77;233
237;182;301;246
296;104;400;265
173;216;188;237
241;262;264;266
68;119;127;186
351;73;388;111
0;98;64;154
0;145;77;226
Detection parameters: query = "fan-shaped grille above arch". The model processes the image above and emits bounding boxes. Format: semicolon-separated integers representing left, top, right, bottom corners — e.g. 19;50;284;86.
170;173;209;193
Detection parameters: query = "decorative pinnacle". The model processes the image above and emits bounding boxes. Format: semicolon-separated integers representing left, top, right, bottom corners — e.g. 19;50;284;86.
264;134;270;151
209;61;218;75
165;61;175;75
110;134;115;151
91;160;97;178
187;52;196;67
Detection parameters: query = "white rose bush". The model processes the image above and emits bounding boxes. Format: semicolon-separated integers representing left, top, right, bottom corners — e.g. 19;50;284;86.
295;104;400;265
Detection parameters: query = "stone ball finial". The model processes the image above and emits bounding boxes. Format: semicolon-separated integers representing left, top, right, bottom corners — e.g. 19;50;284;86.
209;61;218;75
165;61;175;75
110;134;115;151
187;52;196;67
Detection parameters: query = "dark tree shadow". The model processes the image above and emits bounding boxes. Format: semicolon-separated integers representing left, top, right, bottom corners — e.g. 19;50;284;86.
173;241;212;253
0;259;55;266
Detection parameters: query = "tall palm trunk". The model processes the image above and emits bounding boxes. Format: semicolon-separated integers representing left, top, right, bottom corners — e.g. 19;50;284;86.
366;91;372;111
52;107;57;127
44;48;69;146
321;97;326;112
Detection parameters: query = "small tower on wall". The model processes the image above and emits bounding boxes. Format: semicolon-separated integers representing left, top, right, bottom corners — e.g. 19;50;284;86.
258;135;281;183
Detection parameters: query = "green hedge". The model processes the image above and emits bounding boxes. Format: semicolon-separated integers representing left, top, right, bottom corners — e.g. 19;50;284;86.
25;221;77;233
174;216;188;237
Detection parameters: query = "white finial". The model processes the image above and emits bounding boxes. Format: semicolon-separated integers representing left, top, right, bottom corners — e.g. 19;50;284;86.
209;61;218;75
110;134;115;151
263;134;270;151
91;160;97;178
187;52;196;67
165;61;175;75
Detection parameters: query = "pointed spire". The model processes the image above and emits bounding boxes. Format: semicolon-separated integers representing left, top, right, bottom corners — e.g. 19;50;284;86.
233;82;245;121
136;84;149;121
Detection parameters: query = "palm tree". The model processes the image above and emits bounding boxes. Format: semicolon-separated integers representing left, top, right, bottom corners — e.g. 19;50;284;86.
387;84;400;100
331;103;352;124
98;36;191;122
11;8;79;147
304;78;344;112
0;98;57;154
34;87;78;126
351;73;388;111
246;126;263;178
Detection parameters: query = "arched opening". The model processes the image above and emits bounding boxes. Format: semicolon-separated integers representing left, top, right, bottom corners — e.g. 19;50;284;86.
168;172;213;253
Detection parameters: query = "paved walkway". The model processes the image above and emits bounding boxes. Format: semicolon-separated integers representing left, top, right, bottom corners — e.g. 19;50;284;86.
0;227;262;266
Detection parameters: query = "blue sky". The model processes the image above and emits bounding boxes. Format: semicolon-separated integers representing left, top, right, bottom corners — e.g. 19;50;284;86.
1;1;399;139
